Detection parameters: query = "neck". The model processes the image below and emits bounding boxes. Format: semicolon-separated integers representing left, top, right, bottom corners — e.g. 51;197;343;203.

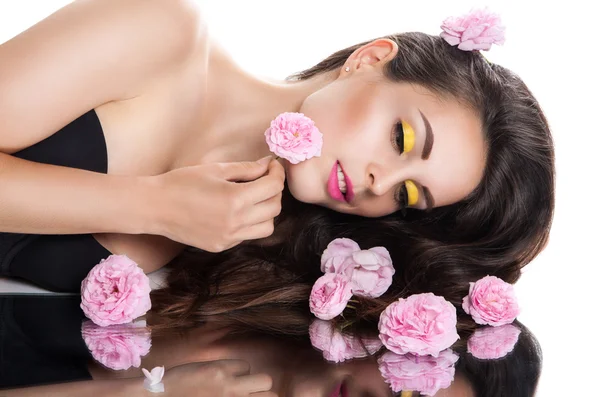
178;41;335;167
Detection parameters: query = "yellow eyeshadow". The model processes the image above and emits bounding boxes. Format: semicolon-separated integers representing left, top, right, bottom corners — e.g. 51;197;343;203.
405;180;419;206
402;121;415;153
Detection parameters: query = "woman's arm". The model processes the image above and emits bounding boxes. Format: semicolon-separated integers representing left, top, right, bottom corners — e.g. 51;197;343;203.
0;0;199;235
0;152;154;235
2;362;276;397
1;378;141;397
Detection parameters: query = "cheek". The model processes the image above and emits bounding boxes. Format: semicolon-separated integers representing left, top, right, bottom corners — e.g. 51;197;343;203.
300;80;384;146
285;159;325;204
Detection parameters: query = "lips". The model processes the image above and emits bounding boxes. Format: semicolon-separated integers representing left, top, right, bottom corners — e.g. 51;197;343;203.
328;381;348;397
340;162;355;202
327;161;354;203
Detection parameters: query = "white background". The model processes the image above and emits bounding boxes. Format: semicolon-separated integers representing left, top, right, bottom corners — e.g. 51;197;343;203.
1;1;598;395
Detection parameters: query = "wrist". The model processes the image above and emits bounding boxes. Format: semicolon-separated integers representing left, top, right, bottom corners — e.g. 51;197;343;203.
131;175;169;237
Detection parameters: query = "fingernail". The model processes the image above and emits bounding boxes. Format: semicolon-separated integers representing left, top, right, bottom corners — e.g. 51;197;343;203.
257;155;272;165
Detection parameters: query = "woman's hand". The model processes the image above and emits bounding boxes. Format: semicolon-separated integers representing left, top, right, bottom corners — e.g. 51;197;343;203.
147;157;285;252
161;360;276;397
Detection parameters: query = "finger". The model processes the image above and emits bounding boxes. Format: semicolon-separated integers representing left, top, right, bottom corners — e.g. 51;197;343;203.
252;392;279;397
238;172;285;205
266;158;285;182
212;359;251;377
220;157;272;182
242;193;282;227
233;220;275;242
232;373;273;394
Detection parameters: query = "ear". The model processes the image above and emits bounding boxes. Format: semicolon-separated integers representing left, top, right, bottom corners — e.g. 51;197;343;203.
343;38;398;73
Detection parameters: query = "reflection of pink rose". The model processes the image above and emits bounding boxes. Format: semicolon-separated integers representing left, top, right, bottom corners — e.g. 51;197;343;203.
320;238;361;274
82;320;151;371
379;293;459;357
378;349;459;396
468;324;521;359
341;247;395;298
440;8;506;51
462;275;519;326
80;255;152;327
309;320;383;363
309;273;353;320
264;112;323;164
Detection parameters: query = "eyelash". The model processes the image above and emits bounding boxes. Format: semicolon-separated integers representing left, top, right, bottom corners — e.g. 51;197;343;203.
394;121;405;154
393;122;408;213
396;183;409;214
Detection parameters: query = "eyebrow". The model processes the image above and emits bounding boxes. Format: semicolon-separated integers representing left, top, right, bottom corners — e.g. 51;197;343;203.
419;110;434;160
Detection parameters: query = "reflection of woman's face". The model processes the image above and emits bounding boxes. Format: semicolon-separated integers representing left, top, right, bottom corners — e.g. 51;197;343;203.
285;41;486;218
278;355;392;397
265;345;474;397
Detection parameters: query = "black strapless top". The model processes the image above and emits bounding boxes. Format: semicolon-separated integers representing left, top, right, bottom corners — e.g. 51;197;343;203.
0;110;112;292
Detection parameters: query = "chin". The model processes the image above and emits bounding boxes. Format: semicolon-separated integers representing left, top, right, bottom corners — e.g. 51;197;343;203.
285;160;326;206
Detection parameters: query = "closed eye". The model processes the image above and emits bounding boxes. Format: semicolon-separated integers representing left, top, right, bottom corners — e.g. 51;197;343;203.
392;120;415;155
394;121;405;153
395;183;408;214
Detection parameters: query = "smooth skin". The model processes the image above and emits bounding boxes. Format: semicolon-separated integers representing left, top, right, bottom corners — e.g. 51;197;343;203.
0;0;485;272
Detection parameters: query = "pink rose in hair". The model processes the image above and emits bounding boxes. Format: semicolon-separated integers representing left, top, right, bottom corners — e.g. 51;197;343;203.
378;293;459;357
309;320;383;363
309;273;353;320
468;324;521;360
340;247;395;298
462;275;520;326
82;320;151;371
320;238;361;274
378;349;459;396
440;8;506;51
264;112;323;164
80;255;152;327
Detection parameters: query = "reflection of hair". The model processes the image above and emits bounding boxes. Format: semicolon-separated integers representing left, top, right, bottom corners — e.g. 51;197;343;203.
151;33;554;337
456;321;542;397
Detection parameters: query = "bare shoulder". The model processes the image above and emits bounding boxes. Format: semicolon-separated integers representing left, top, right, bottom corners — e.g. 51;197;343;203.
75;0;205;64
0;0;207;152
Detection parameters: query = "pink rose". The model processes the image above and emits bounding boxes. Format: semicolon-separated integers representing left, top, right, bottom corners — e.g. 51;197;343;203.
468;324;521;360
378;349;459;396
378;293;459;357
80;255;152;327
440;8;505;51
264;112;323;164
341;247;395;298
309;320;383;363
462;275;520;326
82;320;151;371
320;238;395;298
309;273;353;320
320;238;361;274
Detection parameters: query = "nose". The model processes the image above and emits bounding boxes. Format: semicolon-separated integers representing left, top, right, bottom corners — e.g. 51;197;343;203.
366;163;397;197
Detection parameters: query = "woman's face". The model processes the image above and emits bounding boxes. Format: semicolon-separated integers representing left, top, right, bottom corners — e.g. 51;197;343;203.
285;39;487;217
274;352;474;397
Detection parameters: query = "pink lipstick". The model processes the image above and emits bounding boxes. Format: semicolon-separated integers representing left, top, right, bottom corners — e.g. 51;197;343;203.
327;161;354;203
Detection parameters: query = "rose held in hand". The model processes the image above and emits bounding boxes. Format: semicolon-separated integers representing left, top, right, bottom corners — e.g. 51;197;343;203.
80;255;152;327
264;112;323;164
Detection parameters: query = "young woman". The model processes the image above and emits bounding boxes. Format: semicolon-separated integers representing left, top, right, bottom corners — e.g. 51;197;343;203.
0;0;554;299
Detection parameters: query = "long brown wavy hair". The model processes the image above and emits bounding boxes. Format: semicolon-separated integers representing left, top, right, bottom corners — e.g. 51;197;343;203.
151;32;554;339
